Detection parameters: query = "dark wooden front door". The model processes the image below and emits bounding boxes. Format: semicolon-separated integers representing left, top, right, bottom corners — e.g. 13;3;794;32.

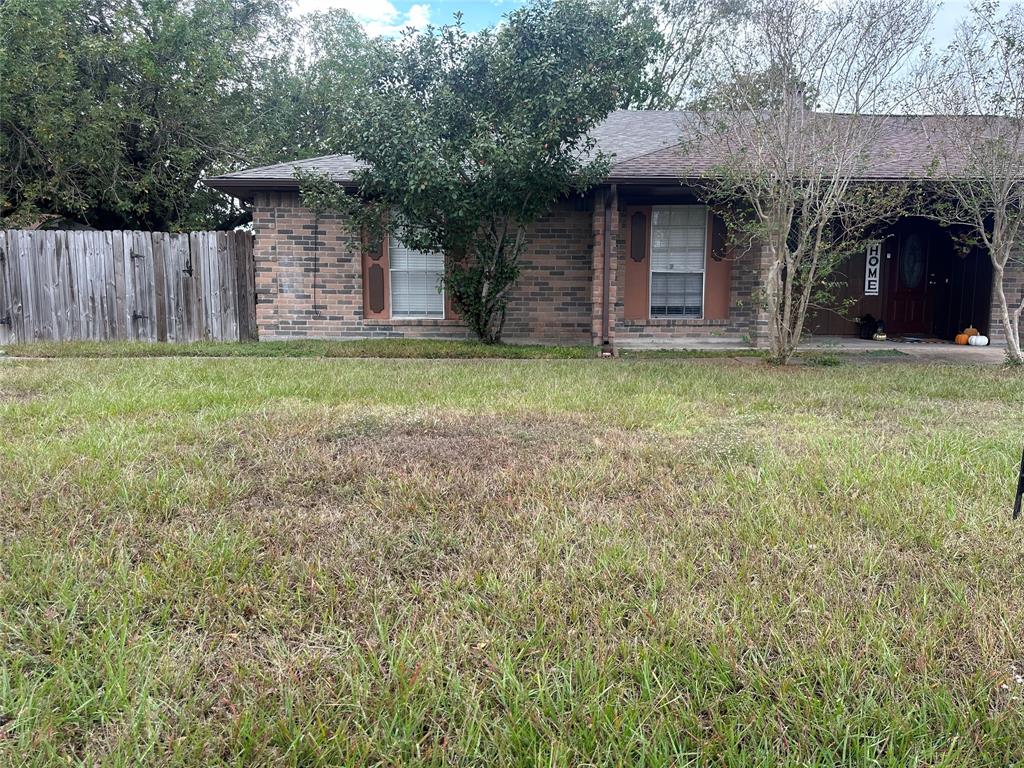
886;231;933;335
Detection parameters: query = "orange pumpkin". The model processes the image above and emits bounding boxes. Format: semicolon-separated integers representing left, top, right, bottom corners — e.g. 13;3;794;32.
955;333;970;345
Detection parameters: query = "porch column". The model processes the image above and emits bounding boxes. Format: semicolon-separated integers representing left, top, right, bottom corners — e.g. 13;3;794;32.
989;248;1024;346
590;185;620;350
750;239;773;348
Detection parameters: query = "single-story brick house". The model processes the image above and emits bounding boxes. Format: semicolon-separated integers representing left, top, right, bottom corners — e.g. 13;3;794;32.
207;110;1021;349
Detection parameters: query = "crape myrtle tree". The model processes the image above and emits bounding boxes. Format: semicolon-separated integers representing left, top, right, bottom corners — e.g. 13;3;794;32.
923;1;1024;364
689;0;935;364
299;0;659;343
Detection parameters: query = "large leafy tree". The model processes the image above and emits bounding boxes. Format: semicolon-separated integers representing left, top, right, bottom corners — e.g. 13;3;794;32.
301;0;659;343
250;11;384;165
631;0;748;110
0;0;376;231
0;0;294;230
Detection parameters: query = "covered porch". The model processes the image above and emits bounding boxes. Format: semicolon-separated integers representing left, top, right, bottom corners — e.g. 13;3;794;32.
806;217;995;342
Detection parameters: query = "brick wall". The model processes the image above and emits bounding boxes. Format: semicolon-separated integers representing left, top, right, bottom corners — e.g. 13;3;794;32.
589;188;620;348
501;197;595;345
251;188;1018;351
251;191;594;344
251;189;769;348
988;247;1024;347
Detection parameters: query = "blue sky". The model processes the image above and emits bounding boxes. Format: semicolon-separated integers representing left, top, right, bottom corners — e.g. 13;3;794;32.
291;0;986;46
291;0;519;35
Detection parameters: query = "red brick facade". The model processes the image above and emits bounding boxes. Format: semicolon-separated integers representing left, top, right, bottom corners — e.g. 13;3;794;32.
252;189;769;347
253;191;596;343
251;189;1019;350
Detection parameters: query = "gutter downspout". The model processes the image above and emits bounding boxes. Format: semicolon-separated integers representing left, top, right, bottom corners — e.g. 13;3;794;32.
601;183;617;354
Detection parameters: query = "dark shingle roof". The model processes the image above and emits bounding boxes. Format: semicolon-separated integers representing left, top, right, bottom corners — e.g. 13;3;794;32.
205;110;977;197
205;154;366;194
606;113;979;181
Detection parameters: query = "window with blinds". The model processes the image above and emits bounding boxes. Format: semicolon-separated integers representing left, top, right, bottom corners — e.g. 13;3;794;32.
389;237;444;318
650;205;706;318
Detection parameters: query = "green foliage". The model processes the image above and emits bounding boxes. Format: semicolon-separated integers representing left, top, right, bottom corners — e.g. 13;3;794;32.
0;0;283;229
300;0;659;343
0;1;378;231
248;11;385;165
631;0;748;109
800;351;843;367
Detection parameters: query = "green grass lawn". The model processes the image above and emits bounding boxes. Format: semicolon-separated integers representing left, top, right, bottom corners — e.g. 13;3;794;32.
0;338;767;361
1;354;1022;766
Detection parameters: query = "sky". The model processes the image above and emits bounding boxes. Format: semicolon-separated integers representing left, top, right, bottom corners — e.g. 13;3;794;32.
290;0;518;36
290;0;984;42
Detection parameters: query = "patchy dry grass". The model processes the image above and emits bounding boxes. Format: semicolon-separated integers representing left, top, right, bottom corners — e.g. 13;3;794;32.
1;356;1023;766
0;338;609;361
0;339;775;363
0;338;598;360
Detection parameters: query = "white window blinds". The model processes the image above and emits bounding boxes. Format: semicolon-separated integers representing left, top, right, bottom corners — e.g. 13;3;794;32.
389;237;444;318
650;205;706;317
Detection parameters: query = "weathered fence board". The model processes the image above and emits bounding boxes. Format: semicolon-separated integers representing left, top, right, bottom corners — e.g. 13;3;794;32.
0;229;255;343
0;233;11;345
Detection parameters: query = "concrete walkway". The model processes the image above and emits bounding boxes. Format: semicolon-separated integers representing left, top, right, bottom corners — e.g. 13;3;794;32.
800;335;1007;364
617;334;1008;364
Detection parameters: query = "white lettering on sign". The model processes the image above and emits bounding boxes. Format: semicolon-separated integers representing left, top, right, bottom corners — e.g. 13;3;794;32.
864;242;881;296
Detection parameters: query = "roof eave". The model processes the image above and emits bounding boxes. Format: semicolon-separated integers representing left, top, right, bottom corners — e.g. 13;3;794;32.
204;176;358;201
206;171;944;203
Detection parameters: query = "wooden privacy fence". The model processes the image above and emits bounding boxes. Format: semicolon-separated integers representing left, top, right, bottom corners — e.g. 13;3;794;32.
0;229;255;344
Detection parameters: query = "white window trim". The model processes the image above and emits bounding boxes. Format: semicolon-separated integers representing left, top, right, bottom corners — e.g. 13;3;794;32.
387;234;446;321
648;204;708;321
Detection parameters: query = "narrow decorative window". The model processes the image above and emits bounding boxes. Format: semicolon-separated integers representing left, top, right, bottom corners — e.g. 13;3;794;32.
649;205;706;318
389;237;444;318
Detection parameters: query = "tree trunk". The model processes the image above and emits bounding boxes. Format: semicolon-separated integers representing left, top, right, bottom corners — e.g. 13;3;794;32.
764;236;797;365
451;223;522;345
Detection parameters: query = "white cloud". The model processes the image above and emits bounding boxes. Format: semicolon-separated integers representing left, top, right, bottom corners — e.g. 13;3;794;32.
291;0;431;36
405;3;430;29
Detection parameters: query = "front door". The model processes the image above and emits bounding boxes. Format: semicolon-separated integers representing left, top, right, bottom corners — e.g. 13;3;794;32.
886;231;932;335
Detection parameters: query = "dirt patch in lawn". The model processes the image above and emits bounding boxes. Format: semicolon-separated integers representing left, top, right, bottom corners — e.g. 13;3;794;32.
211;412;769;601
